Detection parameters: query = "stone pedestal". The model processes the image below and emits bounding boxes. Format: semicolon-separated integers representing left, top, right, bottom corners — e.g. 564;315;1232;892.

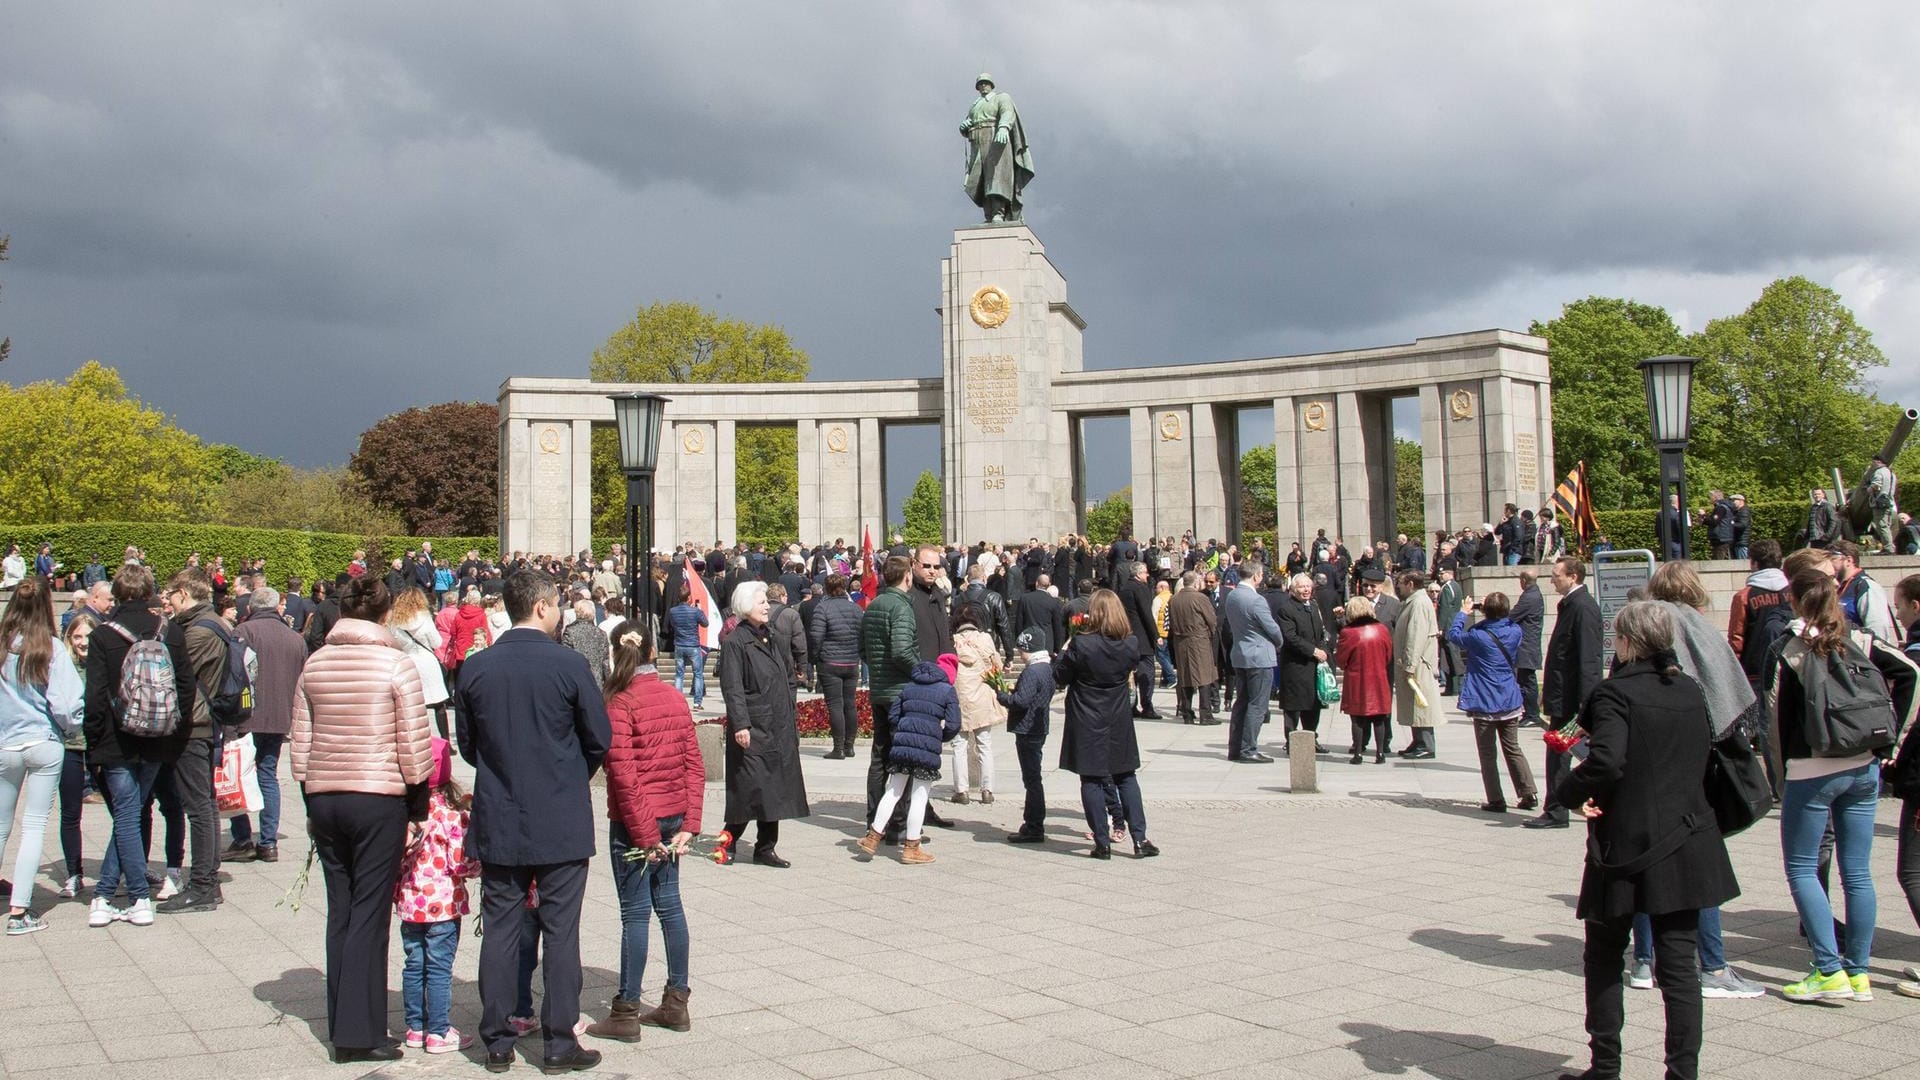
939;224;1083;544
1288;729;1319;793
696;721;725;783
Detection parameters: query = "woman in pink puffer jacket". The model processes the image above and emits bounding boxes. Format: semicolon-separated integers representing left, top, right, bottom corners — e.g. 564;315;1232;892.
290;575;435;1065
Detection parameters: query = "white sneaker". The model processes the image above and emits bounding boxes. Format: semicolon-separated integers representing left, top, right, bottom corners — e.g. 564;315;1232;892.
125;898;155;927
88;897;123;928
1628;961;1654;990
155;875;182;901
59;875;81;899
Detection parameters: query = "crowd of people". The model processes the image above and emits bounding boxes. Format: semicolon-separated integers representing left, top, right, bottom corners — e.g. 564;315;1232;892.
1;516;1918;1078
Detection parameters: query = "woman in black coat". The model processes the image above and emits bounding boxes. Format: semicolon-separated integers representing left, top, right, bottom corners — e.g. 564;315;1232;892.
1554;601;1738;1080
1270;574;1329;752
1054;590;1158;860
718;582;810;867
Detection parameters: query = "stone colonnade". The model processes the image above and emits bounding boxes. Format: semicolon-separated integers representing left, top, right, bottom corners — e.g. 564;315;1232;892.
499;224;1553;555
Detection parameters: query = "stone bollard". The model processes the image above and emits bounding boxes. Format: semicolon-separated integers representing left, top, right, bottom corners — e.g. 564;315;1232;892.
1288;729;1318;793
695;722;725;783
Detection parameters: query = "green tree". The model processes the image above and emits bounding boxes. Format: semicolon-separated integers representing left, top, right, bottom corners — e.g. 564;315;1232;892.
1395;437;1426;539
1691;276;1891;500
0;361;214;521
207;443;281;483
211;464;405;536
900;470;943;544
589;302;810;542
1530;297;1688;510
1237;444;1276;536
349;402;500;535
1085;486;1132;545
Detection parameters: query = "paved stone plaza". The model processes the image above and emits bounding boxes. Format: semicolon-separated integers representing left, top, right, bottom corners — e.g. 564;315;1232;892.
7;699;1920;1080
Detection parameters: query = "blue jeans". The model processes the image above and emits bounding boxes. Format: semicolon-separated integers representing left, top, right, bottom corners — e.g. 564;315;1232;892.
515;905;540;1017
1632;907;1726;972
1154;642;1175;685
97;762;161;902
1781;762;1879;975
1228;665;1273;757
609;817;691;1001
673;647;706;704
402;919;461;1035
229;732;284;848
1504;551;1522;565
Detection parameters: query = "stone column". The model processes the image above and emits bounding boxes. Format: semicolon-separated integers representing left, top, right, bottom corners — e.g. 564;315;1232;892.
1438;381;1488;532
1148;406;1195;540
1481;376;1515;519
1419;384;1448;537
654;420;677;553
816;420;861;544
858;417;883;544
715;420;737;543
673;422;719;547
1048;411;1075;541
796;419;821;546
1295;396;1339;542
1536;380;1557;507
501;417;531;556
1129;406;1156;540
527;420;573;557
939;223;1080;543
571;419;593;555
1272;397;1299;546
1190;405;1230;543
1335;392;1372;543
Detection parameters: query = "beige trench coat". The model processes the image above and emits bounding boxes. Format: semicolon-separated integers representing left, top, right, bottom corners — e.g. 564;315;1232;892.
1392;589;1443;729
954;627;1007;732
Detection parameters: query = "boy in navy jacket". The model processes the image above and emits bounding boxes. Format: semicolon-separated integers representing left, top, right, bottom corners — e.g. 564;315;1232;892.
999;627;1058;844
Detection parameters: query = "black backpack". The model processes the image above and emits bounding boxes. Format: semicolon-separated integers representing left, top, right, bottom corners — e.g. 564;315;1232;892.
193;618;257;729
1738;587;1794;683
1799;635;1896;758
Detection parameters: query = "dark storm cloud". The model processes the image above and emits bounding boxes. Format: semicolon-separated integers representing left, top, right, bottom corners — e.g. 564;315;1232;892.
1;1;1916;482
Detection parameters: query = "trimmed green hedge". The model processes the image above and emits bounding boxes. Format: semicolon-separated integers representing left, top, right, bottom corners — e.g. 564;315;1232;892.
0;522;496;584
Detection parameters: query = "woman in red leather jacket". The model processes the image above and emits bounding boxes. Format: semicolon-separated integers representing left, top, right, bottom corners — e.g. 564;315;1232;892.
584;620;704;1042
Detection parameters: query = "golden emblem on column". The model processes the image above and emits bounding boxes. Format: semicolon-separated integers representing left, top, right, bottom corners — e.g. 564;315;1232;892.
1302;402;1330;431
968;284;1012;328
1449;389;1476;420
825;426;849;453
537;427;562;454
1158;412;1183;441
681;428;706;455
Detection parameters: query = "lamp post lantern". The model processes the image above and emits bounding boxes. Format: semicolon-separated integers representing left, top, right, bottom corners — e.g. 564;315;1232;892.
1639;355;1698;561
609;392;668;648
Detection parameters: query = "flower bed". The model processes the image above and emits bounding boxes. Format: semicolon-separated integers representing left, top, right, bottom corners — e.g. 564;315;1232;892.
796;690;874;739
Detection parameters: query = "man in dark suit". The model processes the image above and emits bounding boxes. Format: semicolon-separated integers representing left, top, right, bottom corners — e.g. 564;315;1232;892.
1528;556;1604;829
1510;569;1545;727
1012;575;1068;659
1118;560;1161;718
456;570;612;1073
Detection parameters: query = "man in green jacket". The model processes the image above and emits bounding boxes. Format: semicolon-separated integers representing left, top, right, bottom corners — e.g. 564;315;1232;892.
859;556;919;831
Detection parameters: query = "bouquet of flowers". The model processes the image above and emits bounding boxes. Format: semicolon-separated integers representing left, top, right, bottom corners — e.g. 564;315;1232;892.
1541;719;1586;754
276;841;319;913
1067;610;1091;637
984;668;1011;694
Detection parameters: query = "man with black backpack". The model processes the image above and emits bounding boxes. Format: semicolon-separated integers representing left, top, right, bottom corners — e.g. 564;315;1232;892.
159;567;238;913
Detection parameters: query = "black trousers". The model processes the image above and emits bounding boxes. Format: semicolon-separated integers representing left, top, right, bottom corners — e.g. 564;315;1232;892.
722;820;780;853
1283;708;1322;735
1014;732;1046;834
1583;909;1701;1080
307;791;409;1051
1541;745;1571;823
866;706;896;821
1133;651;1156;714
1348;714;1391;755
175;735;221;893
1516;668;1540;725
820;663;860;753
480;859;588;1062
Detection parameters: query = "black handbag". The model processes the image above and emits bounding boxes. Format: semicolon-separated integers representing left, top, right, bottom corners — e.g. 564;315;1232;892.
1704;726;1771;836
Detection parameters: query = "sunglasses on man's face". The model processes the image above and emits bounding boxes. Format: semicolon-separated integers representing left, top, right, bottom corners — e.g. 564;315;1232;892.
918;563;940;569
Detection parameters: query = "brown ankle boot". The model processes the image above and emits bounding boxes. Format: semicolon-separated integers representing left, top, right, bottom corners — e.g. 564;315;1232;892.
584;996;643;1042
856;829;883;856
637;985;691;1032
900;839;934;865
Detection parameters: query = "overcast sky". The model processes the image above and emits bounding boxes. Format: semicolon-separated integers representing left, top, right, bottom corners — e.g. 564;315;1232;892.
4;3;1917;517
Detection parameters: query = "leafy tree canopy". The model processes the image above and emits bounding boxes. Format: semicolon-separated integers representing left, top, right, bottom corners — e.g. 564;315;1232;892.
590;302;809;541
349;402;500;536
1530;297;1687;510
899;470;943;545
213;464;405;537
0;361;214;522
1085;486;1133;545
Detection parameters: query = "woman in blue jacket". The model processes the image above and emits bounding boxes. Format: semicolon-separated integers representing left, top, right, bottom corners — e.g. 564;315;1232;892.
1447;591;1537;813
856;660;959;865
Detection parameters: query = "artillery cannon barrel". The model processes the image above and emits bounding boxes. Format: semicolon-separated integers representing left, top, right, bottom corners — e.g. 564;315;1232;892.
1877;408;1918;468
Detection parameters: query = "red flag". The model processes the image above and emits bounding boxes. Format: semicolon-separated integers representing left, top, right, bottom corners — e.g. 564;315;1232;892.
683;565;722;650
859;526;879;609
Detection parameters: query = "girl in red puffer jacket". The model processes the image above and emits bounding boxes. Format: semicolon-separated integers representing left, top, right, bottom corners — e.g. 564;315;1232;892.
584;621;705;1041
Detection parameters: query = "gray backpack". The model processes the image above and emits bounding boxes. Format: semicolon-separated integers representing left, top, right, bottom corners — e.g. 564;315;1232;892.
1800;635;1896;758
101;622;183;737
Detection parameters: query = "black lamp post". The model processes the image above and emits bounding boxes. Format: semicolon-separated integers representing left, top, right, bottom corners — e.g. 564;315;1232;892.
609;392;668;646
1639;355;1697;560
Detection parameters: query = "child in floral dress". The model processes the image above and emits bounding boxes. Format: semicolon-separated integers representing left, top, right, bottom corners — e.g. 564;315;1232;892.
395;738;480;1053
